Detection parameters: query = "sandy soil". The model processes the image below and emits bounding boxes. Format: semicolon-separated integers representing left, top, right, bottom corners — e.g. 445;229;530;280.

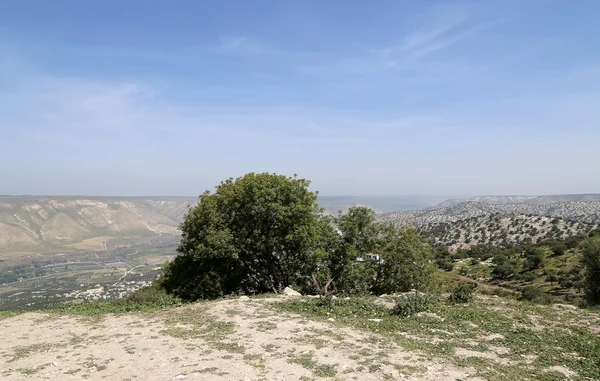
0;297;480;380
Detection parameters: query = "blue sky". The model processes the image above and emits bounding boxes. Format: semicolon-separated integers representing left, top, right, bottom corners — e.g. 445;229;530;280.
1;0;599;196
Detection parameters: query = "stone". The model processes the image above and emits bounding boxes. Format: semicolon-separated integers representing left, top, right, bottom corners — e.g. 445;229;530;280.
174;376;187;380
283;287;301;296
239;295;250;301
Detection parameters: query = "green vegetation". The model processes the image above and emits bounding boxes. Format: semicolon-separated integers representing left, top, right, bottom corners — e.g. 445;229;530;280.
434;228;600;306
276;295;600;381
55;285;181;315
158;172;435;300
582;237;600;304
392;291;436;317
448;282;476;304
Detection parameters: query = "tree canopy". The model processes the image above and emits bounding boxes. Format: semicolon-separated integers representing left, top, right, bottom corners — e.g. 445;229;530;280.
158;172;435;300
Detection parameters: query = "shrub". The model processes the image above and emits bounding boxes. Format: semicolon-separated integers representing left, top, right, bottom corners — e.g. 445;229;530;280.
525;247;545;270
521;272;537;282
582;238;600;304
551;243;567;256
125;285;182;307
392;291;435;317
492;263;516;279
436;259;454;271
448;282;476;304
520;286;554;304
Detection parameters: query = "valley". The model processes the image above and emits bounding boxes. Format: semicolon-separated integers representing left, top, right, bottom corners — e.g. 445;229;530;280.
1;194;600;311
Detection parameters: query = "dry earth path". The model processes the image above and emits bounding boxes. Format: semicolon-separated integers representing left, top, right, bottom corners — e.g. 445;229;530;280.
0;297;480;380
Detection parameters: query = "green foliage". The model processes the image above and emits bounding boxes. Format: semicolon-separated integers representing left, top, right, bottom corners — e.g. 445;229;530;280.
492;262;517;280
158;174;436;300
57;286;182;315
158;173;324;300
392;291;435;317
374;227;435;294
581;237;600;305
448;282;476;304
520;286;553;305
525;247;545;270
520;271;537;282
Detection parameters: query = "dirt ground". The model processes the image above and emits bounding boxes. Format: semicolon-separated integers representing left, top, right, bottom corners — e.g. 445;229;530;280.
0;297;481;380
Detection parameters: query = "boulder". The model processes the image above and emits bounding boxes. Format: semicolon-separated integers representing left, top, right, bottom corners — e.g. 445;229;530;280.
283;287;301;296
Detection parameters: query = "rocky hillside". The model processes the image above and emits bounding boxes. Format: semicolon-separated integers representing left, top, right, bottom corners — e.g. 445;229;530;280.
379;199;600;250
427;194;600;209
420;214;597;250
380;200;600;226
0;197;196;253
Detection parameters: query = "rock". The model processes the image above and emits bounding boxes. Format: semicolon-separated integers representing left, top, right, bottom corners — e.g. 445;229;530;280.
327;318;335;322
554;303;578;310
51;362;57;367
239;295;250;301
283;287;301;296
368;318;382;323
174;376;187;380
417;312;444;321
379;294;388;297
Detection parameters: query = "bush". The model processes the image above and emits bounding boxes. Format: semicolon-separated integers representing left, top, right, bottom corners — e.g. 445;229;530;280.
492;263;516;279
158;173;326;300
448;282;476;304
525;247;545;270
58;286;182;315
520;286;553;304
392;291;435;317
125;285;181;307
436;259;454;271
521;272;537;282
582;238;600;304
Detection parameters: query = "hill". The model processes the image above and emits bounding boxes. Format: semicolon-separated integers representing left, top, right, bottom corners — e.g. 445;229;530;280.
421;214;597;250
380;200;600;227
0;196;196;254
317;196;447;215
428;194;600;209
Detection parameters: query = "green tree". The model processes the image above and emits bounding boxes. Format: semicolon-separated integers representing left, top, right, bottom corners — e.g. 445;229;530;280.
331;207;380;294
582;237;600;305
525;247;545;270
158;173;325;300
373;226;435;294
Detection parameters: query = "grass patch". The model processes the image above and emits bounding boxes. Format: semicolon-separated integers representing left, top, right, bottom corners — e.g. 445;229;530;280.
288;353;337;377
0;310;23;320
8;343;53;362
276;295;600;381
159;307;243;353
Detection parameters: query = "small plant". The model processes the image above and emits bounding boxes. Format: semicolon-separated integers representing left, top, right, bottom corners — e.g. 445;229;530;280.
318;293;335;311
392;291;435;317
520;286;553;304
448;282;476;304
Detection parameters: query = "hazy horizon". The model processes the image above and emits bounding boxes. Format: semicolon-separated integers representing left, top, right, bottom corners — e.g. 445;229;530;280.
1;1;599;196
